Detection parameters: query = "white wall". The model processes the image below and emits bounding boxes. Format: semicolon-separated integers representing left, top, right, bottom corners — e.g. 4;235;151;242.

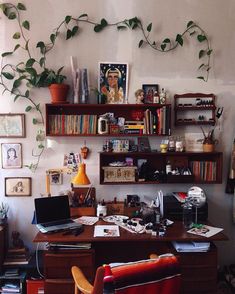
0;0;235;266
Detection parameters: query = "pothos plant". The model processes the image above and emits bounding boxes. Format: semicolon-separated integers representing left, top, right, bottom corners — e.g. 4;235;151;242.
0;2;212;171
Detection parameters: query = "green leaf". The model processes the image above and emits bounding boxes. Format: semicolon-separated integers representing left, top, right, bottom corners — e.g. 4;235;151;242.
25;40;29;50
207;49;213;56
152;41;156;46
32;118;38;125
176;34;183;46
187;21;194;28
14;44;20;51
131;23;138;30
17;3;26;10
65;15;72;24
25;90;29;97
147;23;152;32
57;66;64;75
36;41;45;54
14;94;20;102
197;34;207;42
198;63;205;70
138;40;144;48
72;25;79;36
66;29;72;40
78;13;88;19
2;72;14;80
161;43;166;51
199;49;205;59
2;51;13;57
36;103;40;111
26;58;35;67
8;12;16;19
25;105;32;112
38;144;44;149
189;31;195;36
163;38;170;43
94;24;103;32
50;33;56;44
25;67;37;77
117;25;127;30
197;76;205;81
13;79;21;89
101;18;108;27
207;67;211;72
13;32;21;39
39;57;45;67
22;20;30;30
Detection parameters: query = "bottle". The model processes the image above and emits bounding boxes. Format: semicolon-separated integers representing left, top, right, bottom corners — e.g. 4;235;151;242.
160;88;166;104
166;160;172;174
153;91;160;103
168;136;175;152
182;200;193;229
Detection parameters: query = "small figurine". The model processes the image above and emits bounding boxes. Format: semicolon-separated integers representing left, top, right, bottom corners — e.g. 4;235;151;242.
153;91;160;103
12;231;24;248
135;89;144;104
80;141;89;159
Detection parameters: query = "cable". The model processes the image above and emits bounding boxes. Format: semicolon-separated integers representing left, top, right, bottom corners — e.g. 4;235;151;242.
36;243;44;278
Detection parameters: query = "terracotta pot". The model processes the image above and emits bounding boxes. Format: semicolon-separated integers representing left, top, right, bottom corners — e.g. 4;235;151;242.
203;143;215;152
49;83;69;104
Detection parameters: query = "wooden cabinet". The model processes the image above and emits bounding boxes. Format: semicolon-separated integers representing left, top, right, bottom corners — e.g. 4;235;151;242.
174;93;216;126
43;249;94;294
45;103;171;137
99;151;223;184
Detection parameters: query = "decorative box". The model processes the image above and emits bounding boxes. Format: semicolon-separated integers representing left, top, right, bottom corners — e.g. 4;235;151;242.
102;166;137;182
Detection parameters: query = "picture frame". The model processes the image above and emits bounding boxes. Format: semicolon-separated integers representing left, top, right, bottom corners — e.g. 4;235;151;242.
142;84;159;104
5;177;32;196
0;114;25;138
49;170;63;185
1;143;22;169
99;62;129;104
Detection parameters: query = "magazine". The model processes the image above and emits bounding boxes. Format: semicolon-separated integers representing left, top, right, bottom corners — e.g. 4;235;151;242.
187;225;223;238
94;225;120;237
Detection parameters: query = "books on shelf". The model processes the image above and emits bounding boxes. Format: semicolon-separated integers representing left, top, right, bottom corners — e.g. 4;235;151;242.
190;161;217;182
46;243;91;250
3;247;31;266
1;282;20;293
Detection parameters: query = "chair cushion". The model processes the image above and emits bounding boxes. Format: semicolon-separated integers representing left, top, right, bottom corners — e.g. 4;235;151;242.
103;254;181;294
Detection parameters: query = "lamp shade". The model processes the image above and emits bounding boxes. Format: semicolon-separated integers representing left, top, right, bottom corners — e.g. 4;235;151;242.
71;163;90;185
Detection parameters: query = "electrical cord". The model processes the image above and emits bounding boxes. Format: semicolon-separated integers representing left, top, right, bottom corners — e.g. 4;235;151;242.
36;243;44;278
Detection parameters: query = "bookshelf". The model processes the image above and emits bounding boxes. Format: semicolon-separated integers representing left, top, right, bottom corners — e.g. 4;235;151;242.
99;151;223;185
45;103;171;137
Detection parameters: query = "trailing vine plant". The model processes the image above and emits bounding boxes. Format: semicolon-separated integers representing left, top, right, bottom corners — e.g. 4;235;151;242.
0;2;212;171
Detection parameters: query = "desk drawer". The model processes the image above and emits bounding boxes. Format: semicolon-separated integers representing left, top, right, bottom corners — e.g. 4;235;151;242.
44;249;94;279
44;279;73;294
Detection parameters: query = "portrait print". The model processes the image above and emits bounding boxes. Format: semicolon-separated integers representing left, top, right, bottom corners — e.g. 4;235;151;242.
142;84;159;104
99;62;129;104
49;170;63;185
1;143;22;169
5;177;32;196
0;114;25;138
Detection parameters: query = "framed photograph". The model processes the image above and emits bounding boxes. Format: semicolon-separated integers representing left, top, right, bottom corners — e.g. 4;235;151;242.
5;177;32;196
0;114;25;138
142;84;159;104
1;143;22;169
99;62;129;104
49;170;63;185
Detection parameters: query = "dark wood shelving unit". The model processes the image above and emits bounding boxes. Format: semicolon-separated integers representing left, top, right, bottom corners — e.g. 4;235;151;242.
174;93;216;126
45;103;171;137
99;151;223;185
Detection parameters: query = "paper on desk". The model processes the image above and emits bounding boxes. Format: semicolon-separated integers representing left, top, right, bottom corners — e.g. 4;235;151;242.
74;216;99;226
94;225;120;237
187;225;223;238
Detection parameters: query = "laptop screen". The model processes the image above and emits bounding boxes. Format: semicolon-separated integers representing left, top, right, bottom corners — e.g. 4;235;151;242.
34;195;70;224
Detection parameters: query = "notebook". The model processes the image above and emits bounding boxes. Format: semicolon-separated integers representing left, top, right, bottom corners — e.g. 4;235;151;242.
34;195;82;233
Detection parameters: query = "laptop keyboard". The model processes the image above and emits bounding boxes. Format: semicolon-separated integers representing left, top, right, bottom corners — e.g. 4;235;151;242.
42;219;74;227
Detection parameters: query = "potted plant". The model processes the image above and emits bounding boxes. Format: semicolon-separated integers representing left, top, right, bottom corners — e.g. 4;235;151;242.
0;202;9;224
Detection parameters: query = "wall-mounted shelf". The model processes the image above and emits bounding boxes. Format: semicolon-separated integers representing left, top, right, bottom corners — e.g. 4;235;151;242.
45;103;171;137
174;93;216;126
99;151;223;185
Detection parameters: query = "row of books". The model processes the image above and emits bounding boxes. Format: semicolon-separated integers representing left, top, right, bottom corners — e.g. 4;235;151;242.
3;247;31;266
1;283;21;293
144;106;171;135
190;161;217;182
48;114;98;135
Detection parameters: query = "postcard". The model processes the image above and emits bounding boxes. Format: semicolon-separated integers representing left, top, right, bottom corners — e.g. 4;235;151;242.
94;225;120;237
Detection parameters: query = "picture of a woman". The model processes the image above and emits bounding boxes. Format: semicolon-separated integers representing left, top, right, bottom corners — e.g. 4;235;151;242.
1;143;22;169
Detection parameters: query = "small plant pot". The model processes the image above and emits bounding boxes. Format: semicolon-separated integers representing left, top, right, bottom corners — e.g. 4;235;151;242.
203;143;215;152
49;83;69;104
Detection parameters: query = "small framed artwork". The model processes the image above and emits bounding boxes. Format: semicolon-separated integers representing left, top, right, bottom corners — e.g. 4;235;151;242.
142;84;159;104
49;170;63;185
1;143;22;169
5;177;32;196
99;62;129;104
0;114;25;138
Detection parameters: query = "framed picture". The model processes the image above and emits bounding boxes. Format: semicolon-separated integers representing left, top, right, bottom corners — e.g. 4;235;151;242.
49;170;63;185
99;62;129;104
1;143;22;169
0;114;25;138
142;84;159;104
5;177;32;196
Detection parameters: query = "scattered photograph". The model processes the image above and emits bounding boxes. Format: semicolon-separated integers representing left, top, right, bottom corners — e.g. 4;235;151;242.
1;143;22;169
99;62;129;104
49;170;63;185
0;114;25;138
142;84;159;104
5;177;32;196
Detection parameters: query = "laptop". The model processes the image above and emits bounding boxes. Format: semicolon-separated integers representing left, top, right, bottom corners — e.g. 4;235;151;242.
34;195;82;233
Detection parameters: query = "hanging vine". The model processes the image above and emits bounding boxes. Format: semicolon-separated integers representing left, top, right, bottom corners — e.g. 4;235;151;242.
0;2;212;171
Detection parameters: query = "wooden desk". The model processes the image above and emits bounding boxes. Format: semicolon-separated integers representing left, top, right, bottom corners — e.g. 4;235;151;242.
34;221;228;294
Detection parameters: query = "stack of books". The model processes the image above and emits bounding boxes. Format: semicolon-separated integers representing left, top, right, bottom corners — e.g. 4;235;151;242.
172;241;210;252
1;283;20;293
3;247;31;266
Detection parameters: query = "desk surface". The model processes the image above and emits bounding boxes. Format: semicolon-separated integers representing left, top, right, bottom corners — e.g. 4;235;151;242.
34;220;228;243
